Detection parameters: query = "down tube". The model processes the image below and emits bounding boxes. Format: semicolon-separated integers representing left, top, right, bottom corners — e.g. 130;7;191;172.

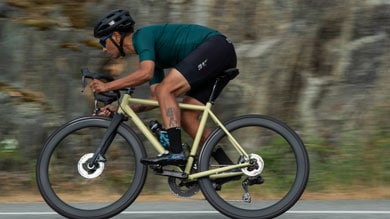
120;95;166;154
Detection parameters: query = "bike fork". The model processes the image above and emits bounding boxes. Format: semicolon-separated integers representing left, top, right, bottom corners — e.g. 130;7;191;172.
89;113;126;167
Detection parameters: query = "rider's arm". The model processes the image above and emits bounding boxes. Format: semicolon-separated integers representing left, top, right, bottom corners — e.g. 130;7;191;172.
95;84;159;116
102;78;160;114
90;60;155;93
108;60;155;89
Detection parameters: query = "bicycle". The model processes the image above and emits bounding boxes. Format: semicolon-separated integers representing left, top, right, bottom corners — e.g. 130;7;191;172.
36;67;309;219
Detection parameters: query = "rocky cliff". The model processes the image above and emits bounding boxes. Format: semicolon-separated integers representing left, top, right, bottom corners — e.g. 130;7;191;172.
0;0;388;194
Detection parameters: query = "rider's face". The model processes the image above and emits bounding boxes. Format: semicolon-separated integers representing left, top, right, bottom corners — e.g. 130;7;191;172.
101;33;121;59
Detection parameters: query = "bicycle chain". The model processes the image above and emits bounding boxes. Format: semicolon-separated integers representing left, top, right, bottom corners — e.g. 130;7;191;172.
165;161;252;202
167;177;248;202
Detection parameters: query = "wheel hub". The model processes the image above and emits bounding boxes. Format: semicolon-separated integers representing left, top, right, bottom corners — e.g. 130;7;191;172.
241;154;264;177
77;153;105;179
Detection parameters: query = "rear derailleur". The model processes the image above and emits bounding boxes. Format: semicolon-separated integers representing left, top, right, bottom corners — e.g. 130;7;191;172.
242;175;264;203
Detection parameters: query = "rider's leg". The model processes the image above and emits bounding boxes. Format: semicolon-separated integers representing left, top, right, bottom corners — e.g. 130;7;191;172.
181;96;211;144
156;68;191;152
181;96;234;165
140;69;191;165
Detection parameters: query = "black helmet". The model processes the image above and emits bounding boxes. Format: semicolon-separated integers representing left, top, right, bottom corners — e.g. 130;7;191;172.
94;9;135;38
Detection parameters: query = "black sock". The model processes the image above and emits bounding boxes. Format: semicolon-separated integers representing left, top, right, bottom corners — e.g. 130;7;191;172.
167;127;182;153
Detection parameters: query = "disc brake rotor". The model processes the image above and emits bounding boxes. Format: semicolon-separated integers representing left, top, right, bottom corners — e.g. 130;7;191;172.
77;153;105;179
168;177;200;198
241;154;264;177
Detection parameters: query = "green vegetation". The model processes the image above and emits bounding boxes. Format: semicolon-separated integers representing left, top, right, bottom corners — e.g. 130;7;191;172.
304;107;389;196
0;139;26;170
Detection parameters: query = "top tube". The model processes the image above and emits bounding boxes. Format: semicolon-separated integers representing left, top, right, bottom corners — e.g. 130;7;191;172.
128;97;207;111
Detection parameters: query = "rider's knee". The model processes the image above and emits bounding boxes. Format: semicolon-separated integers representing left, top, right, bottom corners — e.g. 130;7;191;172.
155;83;172;100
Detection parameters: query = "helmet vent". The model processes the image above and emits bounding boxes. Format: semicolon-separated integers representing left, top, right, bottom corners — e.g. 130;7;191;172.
94;9;135;38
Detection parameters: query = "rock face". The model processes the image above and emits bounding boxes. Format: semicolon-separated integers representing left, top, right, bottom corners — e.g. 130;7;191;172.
0;0;388;191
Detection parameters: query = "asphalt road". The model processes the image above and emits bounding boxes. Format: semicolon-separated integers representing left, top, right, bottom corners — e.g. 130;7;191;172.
0;200;388;219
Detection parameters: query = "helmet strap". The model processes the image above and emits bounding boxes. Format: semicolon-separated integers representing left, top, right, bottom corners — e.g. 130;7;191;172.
119;32;126;57
109;33;126;57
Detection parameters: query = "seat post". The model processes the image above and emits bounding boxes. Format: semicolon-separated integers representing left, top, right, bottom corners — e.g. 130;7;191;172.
208;68;239;104
208;78;221;105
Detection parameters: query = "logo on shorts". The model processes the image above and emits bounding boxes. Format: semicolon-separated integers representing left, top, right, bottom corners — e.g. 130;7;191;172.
226;37;232;44
198;59;208;71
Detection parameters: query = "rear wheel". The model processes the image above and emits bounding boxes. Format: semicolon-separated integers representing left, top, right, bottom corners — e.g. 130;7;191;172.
36;117;147;219
198;115;309;219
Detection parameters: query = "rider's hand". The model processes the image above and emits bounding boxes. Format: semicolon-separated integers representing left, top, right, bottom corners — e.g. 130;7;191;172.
90;79;108;93
93;104;118;117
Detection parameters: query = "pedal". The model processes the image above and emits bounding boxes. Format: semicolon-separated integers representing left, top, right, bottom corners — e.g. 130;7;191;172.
149;164;163;173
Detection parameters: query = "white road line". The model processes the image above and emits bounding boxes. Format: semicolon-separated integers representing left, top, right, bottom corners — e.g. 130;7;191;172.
287;211;390;214
0;212;57;215
0;210;389;215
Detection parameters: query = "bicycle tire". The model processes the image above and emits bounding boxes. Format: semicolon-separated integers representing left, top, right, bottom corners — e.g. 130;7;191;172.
36;117;148;219
198;114;309;219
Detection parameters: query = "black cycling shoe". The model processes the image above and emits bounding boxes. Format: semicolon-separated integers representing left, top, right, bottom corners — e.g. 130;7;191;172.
141;152;186;166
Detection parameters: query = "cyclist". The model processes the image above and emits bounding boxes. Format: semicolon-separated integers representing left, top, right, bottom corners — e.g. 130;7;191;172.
90;9;237;166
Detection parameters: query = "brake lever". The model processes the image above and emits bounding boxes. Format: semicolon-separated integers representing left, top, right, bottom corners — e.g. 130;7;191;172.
81;75;87;93
81;68;92;93
81;67;115;93
81;67;114;81
93;96;100;115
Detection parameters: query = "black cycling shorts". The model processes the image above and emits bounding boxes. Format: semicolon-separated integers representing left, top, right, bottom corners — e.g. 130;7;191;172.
175;35;237;104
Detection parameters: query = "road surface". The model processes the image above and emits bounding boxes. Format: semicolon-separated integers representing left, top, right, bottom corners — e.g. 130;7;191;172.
0;200;388;218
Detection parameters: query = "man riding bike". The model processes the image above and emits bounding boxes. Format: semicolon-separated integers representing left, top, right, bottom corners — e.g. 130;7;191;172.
90;9;237;166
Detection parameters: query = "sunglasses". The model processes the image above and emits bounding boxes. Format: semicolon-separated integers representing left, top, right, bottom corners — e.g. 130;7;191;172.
99;33;113;48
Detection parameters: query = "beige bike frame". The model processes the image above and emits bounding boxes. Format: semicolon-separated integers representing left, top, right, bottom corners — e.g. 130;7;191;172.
117;93;250;181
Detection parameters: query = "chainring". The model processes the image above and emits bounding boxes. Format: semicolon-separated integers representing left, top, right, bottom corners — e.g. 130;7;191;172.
168;177;200;198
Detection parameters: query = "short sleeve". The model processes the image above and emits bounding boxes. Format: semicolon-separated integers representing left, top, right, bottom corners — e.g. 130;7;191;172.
149;68;164;85
133;29;156;62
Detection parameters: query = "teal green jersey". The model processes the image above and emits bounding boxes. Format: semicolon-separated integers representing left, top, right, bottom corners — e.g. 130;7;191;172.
132;24;221;84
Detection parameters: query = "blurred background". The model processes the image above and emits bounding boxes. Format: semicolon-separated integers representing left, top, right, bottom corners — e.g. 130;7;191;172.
0;0;388;200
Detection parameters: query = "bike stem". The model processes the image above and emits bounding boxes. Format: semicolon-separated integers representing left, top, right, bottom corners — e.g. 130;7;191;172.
90;113;126;166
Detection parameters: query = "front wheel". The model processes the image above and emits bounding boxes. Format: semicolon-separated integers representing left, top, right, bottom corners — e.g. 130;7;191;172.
198;115;309;219
36;117;148;219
